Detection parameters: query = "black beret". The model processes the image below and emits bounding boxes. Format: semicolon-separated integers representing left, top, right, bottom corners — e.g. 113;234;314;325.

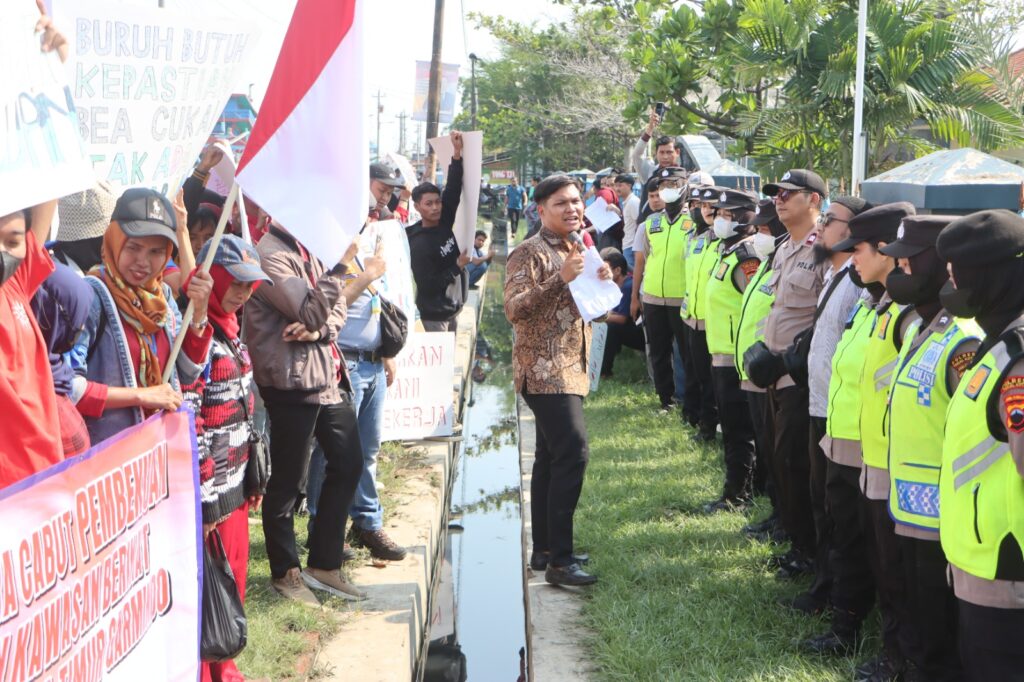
715;189;758;211
879;214;958;259
833;202;915;253
751;199;777;225
936;209;1024;268
762;169;828;198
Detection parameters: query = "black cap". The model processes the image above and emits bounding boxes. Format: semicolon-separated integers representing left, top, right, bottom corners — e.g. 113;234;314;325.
715;189;758;211
699;186;728;203
833;202;916;253
879;215;958;259
111;188;178;247
369;162;405;188
832;196;873;217
653;166;688;183
762;169;828;198
751;199;778;225
937;209;1024;268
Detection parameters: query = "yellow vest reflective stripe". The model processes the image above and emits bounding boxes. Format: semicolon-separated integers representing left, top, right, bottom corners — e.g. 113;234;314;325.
860;301;910;470
826;300;874;441
940;336;1024;580
887;314;981;531
734;260;775;381
681;228;720;321
641;213;691;299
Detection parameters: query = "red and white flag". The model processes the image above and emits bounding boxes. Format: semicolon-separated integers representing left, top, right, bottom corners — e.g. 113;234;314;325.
237;0;368;266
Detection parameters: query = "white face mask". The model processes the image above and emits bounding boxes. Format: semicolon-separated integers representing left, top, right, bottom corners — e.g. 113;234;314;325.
751;232;776;260
659;187;682;204
713;216;738;240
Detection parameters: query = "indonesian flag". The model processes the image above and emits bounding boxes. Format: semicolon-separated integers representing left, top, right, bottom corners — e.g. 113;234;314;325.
237;0;368;266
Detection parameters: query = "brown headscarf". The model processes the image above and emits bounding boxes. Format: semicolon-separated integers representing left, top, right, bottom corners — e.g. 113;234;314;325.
90;222;173;388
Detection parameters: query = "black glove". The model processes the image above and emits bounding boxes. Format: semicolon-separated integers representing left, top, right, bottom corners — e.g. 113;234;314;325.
743;341;787;389
782;328;813;388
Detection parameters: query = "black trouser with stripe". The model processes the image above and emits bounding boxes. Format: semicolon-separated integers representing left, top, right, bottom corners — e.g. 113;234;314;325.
685;326;717;434
711;365;754;500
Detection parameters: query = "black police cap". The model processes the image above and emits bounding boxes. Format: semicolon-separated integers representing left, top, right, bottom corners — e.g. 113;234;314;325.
831;196;873;217
878;214;958;259
833;202;915;253
699;186;728;203
715;189;758;211
762;169;828;198
937;209;1024;268
751;199;777;225
111;188;178;247
654;166;688;183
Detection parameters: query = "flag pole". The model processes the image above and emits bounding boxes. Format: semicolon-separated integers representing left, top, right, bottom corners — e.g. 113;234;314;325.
161;182;240;384
851;0;868;196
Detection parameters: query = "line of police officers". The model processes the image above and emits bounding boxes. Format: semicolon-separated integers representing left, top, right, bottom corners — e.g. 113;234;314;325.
628;165;1024;681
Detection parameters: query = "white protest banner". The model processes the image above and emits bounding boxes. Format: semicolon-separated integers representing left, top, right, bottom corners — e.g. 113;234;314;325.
53;0;259;197
569;246;622;323
584;196;621;234
0;10;94;218
357;219;417;326
382;332;456;441
428;131;482;253
588;322;608;392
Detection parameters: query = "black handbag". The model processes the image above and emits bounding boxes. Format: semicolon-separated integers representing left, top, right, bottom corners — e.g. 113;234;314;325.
200;529;247;662
379;295;409;358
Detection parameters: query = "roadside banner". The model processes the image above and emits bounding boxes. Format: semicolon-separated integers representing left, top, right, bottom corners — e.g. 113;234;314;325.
0;411;202;682
382;332;456;441
0;9;94;218
52;0;258;197
412;61;459;125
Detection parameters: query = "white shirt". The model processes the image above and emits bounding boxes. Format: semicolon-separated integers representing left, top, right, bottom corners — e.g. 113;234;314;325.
621;194;641;250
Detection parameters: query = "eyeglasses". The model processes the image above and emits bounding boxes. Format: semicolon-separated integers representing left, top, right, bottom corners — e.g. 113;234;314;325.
818;213;849;227
774;189;810;204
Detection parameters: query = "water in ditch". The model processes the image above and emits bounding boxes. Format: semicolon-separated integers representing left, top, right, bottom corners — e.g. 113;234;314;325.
420;253;529;682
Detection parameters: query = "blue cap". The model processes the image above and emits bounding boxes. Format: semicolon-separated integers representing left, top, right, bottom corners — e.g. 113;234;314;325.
196;234;273;284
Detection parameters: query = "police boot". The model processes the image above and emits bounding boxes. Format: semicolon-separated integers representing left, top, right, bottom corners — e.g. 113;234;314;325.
801;610;859;657
854;652;906;682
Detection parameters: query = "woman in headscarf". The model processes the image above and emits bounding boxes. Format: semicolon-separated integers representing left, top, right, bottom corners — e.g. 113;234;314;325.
182;235;270;682
69;188;213;445
31;263;94;457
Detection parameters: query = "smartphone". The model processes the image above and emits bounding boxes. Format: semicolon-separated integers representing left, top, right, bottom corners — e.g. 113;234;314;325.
655;102;667;122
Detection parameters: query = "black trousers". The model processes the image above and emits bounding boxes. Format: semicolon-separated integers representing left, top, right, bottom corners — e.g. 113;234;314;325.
746;390;777;508
523;392;589;567
602;320;645;375
865;496;914;661
766;385;815;554
807;417;833;603
826;460;875;625
679;324;701;424
959;600;1024;682
263;399;364;579
642;303;687;408
900;536;963;680
685;326;717;433
508;207;521;233
711;365;754;500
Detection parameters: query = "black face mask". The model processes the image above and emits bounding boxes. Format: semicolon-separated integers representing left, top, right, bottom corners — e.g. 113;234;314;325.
387;191;401;213
848;265;886;299
812;242;833;266
689;207;707;229
939;279;979;318
0;252;23;287
887;267;934;306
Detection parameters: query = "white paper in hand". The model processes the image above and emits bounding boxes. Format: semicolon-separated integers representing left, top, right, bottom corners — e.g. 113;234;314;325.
584;197;620;234
569;246;623;323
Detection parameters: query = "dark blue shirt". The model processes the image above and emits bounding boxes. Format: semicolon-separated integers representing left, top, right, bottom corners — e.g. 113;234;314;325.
613;275;633;318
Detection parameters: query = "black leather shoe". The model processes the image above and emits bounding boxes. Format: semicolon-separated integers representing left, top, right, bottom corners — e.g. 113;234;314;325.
530;551;589;571
801;630;857;657
743;516;777;535
776;555;815;580
854;654;905;682
545;563;597;587
778;591;827;616
702;496;751;514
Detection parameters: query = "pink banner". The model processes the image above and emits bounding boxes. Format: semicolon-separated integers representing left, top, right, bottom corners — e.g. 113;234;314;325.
0;411;202;682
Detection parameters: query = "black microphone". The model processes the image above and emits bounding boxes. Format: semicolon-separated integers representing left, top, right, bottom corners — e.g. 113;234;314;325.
568;230;584;248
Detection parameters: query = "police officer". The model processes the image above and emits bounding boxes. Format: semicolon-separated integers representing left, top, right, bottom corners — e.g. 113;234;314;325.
702;189;761;512
737;200;788;540
630;167;691;413
681;186;724;440
879;215;980;680
744;169;828;579
805;203;918;678
936;210;1024;681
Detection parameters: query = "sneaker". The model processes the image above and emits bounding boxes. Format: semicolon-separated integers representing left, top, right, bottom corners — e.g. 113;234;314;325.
302;567;367;601
353;528;408;561
658;403;675;415
271;567;321;608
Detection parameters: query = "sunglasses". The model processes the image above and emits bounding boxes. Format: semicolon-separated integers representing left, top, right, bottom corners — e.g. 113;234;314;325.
818;213;849;227
774;189;811;203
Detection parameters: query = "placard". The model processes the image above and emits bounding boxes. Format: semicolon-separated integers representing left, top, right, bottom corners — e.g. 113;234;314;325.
588;322;608;392
358;219;417;327
382;332;456;441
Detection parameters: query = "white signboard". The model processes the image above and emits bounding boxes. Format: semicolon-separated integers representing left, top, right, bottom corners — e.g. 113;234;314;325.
1;11;94;218
53;0;258;196
382;332;456;441
358;219;417;327
428;131;482;253
588;322;608;392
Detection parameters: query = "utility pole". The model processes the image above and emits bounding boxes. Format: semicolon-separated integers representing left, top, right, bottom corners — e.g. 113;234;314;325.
469;53;479;130
851;0;868;195
375;90;383;162
424;0;445;182
397;112;408;156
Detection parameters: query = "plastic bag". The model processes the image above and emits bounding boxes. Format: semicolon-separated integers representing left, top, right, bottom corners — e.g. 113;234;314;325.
200;529;247;662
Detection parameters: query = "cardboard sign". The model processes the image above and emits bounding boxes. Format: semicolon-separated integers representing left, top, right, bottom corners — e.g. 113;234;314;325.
0;10;94;218
358;219;417;328
53;0;258;197
0;411;202;682
382;332;456;441
428;131;483;253
588;322;608;392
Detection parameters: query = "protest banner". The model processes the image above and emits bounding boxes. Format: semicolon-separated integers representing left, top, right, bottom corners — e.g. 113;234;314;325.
0;9;94;219
382;332;456;441
358;219;417;327
52;0;258;197
0;411;202;682
588;322;608;392
412;61;460;125
428;131;483;253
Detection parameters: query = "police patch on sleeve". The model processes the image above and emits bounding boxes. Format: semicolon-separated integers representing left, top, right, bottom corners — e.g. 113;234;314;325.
949;350;976;379
740;259;760;279
1003;384;1024;433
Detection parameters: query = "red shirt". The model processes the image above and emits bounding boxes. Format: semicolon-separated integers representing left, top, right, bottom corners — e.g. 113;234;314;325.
0;232;60;488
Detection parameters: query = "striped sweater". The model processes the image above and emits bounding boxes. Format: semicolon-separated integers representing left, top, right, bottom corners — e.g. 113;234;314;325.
183;336;255;523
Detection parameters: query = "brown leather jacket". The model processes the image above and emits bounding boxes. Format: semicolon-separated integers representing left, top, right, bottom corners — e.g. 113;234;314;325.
244;226;350;404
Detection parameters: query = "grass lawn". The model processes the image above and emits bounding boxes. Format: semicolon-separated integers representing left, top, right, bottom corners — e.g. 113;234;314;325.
575;349;883;682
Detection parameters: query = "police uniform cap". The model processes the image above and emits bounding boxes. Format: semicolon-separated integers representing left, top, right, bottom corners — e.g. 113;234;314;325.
833;201;915;253
700;186;728;203
936;209;1024;268
716;189;758;211
878;214;958;259
655;166;688;184
751;199;778;225
762;169;828;198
